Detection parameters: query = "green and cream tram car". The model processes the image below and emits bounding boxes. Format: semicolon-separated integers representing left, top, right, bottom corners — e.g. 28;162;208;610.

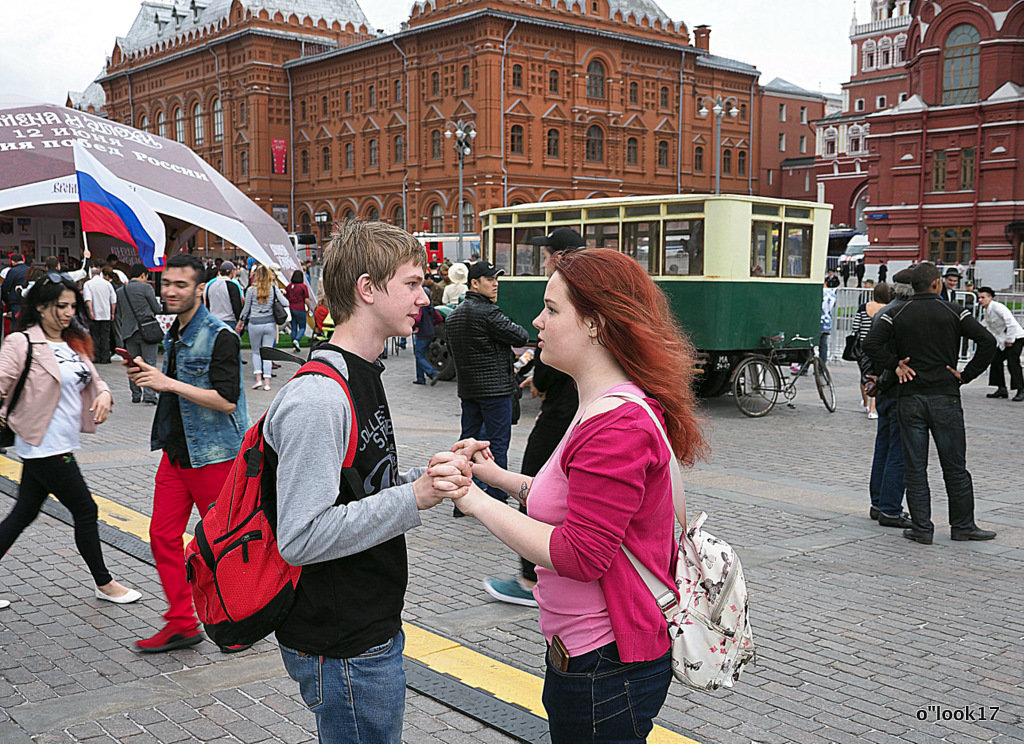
479;194;833;413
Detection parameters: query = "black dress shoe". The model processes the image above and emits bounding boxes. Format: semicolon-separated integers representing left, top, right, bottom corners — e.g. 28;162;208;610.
412;380;425;385
878;513;913;528
1013;390;1024;402
951;527;996;541
903;529;933;545
869;507;880;520
986;388;1008;398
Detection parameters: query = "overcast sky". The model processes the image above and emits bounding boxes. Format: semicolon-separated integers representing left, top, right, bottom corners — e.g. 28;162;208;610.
2;1;869;104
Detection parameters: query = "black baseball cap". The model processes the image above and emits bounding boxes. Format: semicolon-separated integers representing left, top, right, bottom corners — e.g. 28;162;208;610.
531;227;586;252
468;261;505;281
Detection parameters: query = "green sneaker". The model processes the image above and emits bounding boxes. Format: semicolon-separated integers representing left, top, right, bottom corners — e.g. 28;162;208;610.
483;577;537;608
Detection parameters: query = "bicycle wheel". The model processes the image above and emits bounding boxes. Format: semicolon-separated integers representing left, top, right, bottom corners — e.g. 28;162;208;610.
813;357;837;412
731;356;781;417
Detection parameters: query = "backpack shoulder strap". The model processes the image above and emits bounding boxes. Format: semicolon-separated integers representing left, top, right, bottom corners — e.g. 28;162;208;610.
293;359;359;467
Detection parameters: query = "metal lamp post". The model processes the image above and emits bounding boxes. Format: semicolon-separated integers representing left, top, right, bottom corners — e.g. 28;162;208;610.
445;120;477;256
697;94;740;195
314;211;329;253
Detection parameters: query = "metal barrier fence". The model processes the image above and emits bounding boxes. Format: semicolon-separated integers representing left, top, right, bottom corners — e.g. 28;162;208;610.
829;286;1024;364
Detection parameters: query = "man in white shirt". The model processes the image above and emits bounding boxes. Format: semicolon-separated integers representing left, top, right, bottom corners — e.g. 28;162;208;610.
978;287;1024;401
84;268;117;364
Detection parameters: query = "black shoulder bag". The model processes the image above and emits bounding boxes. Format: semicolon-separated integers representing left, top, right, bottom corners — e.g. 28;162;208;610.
126;285;164;344
0;333;34;449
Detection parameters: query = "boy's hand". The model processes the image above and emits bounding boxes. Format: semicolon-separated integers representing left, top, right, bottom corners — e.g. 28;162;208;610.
414;453;471;510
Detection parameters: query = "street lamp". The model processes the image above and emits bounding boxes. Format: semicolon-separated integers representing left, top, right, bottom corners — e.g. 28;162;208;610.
697;94;740;195
314;210;329;246
445;120;477;257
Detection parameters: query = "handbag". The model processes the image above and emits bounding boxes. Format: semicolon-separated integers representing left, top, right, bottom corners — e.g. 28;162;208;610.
0;333;34;450
841;333;861;362
272;288;288;325
605;391;756;692
125;285;164;344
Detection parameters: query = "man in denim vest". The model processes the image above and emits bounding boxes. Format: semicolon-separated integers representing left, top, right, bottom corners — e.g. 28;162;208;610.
126;254;248;652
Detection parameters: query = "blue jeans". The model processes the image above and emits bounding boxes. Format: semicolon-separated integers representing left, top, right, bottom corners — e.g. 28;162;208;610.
868;396;905;517
460;396;513;501
280;631;405;744
897;394;976;534
542;642;672;744
290;310;307;345
413;336;438;382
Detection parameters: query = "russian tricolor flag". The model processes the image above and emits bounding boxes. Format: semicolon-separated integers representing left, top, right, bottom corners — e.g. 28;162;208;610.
73;141;166;269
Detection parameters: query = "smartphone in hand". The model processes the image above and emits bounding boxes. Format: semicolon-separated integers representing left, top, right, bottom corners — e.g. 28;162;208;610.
114;348;138;367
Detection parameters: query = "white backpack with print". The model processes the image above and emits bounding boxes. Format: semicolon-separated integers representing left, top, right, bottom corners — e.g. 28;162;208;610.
606;392;756;692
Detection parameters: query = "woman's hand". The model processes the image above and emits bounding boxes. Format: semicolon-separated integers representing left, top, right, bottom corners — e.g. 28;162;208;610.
448;438;493;463
91;390;112;424
413;452;472;510
448;482;491;517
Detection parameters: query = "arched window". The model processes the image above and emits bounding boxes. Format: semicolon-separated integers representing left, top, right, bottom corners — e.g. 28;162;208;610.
738;150;747;176
239;101;247;124
512;64;523;89
343;209;354;222
239;150;248;176
344;91;351;112
585;125;604;162
462;65;471;90
546;128;560;157
173;107;184;142
394;79;402;102
369;139;378;166
300;212;311;232
660;86;669;109
301;149;309;174
431;71;440;95
549;69;559;94
943;24;980;104
394;135;404;163
368;85;376;107
212;98;223;142
430;203;444;233
322;146;331;172
740;103;747;120
321;95;328;117
657;140;669;167
626;136;638;165
431;129;442;159
345;142;354;169
879;37;893;68
722;149;732;175
192;102;204;145
368;207;379;221
461;202;475;233
694;145;704;172
862;39;876;71
157;111;166;138
586;60;605;98
629;81;639;105
139;115;149;132
393;205;405;230
510;124;524;154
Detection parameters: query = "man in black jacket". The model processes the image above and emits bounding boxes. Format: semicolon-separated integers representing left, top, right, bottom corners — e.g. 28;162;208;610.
863;262;997;545
445;261;529;503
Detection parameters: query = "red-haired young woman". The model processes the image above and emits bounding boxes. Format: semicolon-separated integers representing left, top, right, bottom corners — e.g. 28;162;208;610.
448;248;706;743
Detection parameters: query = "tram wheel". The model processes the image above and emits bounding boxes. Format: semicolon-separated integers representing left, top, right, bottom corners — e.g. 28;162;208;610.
813;358;837;412
731;356;781;418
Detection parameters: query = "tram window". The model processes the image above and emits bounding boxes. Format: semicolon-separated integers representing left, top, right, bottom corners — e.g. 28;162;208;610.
666;201;704;215
514;227;547;276
493;229;513;274
551;209;582;221
782;225;812;278
750;221;781;277
496;214;513;224
585;222;619;251
622;221;660;275
624;205;660;217
752;204;781;217
785;207;811;219
586;207;618;219
664;219;704;276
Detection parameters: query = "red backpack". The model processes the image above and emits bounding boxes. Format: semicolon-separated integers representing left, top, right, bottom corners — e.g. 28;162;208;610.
185;360;357;648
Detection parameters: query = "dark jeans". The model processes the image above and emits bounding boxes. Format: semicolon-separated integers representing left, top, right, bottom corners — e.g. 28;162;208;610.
543;642;672;744
413;336;438;382
897;394;977;534
517;412;573;583
89;319;112;363
0;453;112;586
125;333;159;403
460;396;513;501
988;338;1023;392
868;396;905;517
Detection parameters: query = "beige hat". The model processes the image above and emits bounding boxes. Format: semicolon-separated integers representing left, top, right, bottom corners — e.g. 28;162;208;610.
448;262;469;284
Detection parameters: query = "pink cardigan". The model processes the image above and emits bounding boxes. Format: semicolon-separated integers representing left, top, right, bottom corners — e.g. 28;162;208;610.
0;325;111;446
548;400;678;663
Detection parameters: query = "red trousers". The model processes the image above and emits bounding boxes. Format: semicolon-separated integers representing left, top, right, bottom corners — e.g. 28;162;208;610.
151;453;232;630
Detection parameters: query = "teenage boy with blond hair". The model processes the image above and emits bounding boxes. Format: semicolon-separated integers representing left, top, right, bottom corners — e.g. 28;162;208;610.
263;220;470;743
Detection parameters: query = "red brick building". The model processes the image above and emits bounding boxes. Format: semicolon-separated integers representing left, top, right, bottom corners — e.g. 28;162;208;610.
89;0;763;253
758;78;828;201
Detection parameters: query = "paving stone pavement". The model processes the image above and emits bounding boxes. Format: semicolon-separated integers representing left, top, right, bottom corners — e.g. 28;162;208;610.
1;344;1022;744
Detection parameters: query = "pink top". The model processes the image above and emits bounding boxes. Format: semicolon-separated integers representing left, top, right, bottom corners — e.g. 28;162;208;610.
528;381;678;663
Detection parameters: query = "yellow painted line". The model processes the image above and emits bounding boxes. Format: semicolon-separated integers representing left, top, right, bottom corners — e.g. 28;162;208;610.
0;453;696;743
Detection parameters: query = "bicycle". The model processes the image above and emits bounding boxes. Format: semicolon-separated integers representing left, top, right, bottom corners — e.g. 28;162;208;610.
731;334;836;417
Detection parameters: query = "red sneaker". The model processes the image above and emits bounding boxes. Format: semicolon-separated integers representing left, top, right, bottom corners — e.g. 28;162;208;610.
134;623;203;654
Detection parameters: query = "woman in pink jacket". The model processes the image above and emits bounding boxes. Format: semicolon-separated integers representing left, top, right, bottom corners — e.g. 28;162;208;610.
0;273;140;611
449;249;707;743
